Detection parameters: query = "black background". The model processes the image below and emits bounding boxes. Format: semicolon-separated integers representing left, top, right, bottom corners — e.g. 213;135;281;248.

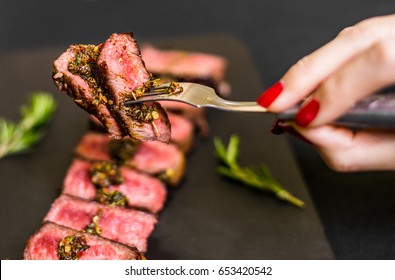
1;0;395;259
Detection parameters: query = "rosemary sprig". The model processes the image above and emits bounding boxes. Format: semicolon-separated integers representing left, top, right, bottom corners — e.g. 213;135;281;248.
0;92;56;159
214;134;305;208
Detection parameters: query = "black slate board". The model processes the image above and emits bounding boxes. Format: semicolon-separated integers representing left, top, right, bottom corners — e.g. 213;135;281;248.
0;34;334;260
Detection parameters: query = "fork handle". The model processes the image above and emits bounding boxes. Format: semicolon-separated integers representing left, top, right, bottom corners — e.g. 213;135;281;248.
277;92;395;128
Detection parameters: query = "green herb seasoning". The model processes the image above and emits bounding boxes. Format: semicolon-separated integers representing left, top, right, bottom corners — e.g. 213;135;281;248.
109;138;141;164
157;169;174;184
131;75;160;100
132;79;183;98
166;81;183;95
83;211;102;236
96;188;128;207
68;45;110;106
58;234;90;260
90;161;124;188
125;103;160;123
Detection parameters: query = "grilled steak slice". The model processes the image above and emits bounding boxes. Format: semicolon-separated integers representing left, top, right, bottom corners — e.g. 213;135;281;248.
63;159;167;213
53;44;123;138
44;194;157;252
167;112;194;152
89;113;194;153
75;132;185;185
53;34;171;142
97;33;171;142
130;141;185;186
140;44;231;135
141;44;230;96
24;222;144;260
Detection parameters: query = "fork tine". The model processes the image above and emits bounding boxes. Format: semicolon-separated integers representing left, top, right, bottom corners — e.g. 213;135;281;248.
124;82;195;106
123;82;267;112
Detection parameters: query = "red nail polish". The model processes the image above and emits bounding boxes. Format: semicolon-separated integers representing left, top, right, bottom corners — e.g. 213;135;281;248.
270;118;285;135
257;81;283;108
295;98;320;127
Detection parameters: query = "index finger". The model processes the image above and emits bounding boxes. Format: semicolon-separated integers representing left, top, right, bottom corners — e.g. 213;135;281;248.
261;15;395;112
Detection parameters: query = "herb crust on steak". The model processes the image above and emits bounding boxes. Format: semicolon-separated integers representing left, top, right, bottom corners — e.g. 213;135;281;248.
53;33;171;142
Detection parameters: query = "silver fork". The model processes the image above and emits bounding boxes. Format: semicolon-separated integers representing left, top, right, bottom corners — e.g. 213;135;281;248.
124;82;395;128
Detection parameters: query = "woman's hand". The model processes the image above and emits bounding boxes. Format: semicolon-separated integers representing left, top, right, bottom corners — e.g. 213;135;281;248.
257;14;395;171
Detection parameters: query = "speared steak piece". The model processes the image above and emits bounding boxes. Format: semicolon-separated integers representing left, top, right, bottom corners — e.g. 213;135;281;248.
24;222;144;260
53;44;123;138
97;33;171;142
44;194;157;252
52;33;171;142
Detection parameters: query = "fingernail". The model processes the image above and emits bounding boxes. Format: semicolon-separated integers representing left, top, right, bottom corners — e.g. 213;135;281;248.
295;98;320;127
257;81;283;108
270;118;285;135
271;118;312;144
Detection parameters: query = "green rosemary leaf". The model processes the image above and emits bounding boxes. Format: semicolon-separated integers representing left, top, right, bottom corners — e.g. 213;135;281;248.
214;134;305;208
0;92;56;159
213;137;227;162
225;134;239;165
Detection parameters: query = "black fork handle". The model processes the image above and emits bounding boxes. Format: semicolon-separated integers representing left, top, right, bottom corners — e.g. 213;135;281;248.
277;92;395;129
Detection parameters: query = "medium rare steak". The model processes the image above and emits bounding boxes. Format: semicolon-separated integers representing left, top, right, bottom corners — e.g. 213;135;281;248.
167;112;194;152
44;194;157;252
140;45;231;135
63;159;167;213
53;44;123;138
52;33;171;142
24;222;143;260
75;132;185;185
141;44;230;96
89;112;194;152
97;33;171;142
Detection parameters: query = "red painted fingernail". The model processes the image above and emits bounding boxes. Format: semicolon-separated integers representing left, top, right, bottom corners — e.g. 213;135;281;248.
270;118;312;144
257;81;283;108
295;98;320;127
270;118;285;135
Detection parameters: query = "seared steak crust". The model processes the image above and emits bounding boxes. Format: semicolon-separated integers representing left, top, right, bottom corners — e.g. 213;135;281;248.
53;33;171;142
74;132;185;186
44;194;157;252
53;45;123;138
23;222;143;260
97;33;171;142
63;158;167;213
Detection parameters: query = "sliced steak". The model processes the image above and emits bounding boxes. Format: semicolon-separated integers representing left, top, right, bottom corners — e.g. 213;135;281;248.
63;159;167;213
24;222;143;260
130;141;185;186
43;194;157;252
53;34;171;142
140;44;231;135
75;132;185;185
98;33;171;142
53;44;123;138
161;101;209;136
89;113;194;153
167;112;194;152
141;44;230;96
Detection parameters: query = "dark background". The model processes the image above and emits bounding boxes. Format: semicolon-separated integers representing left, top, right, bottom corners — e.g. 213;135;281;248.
1;0;395;259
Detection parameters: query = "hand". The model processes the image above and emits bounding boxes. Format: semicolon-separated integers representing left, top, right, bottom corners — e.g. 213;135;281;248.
257;14;395;171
